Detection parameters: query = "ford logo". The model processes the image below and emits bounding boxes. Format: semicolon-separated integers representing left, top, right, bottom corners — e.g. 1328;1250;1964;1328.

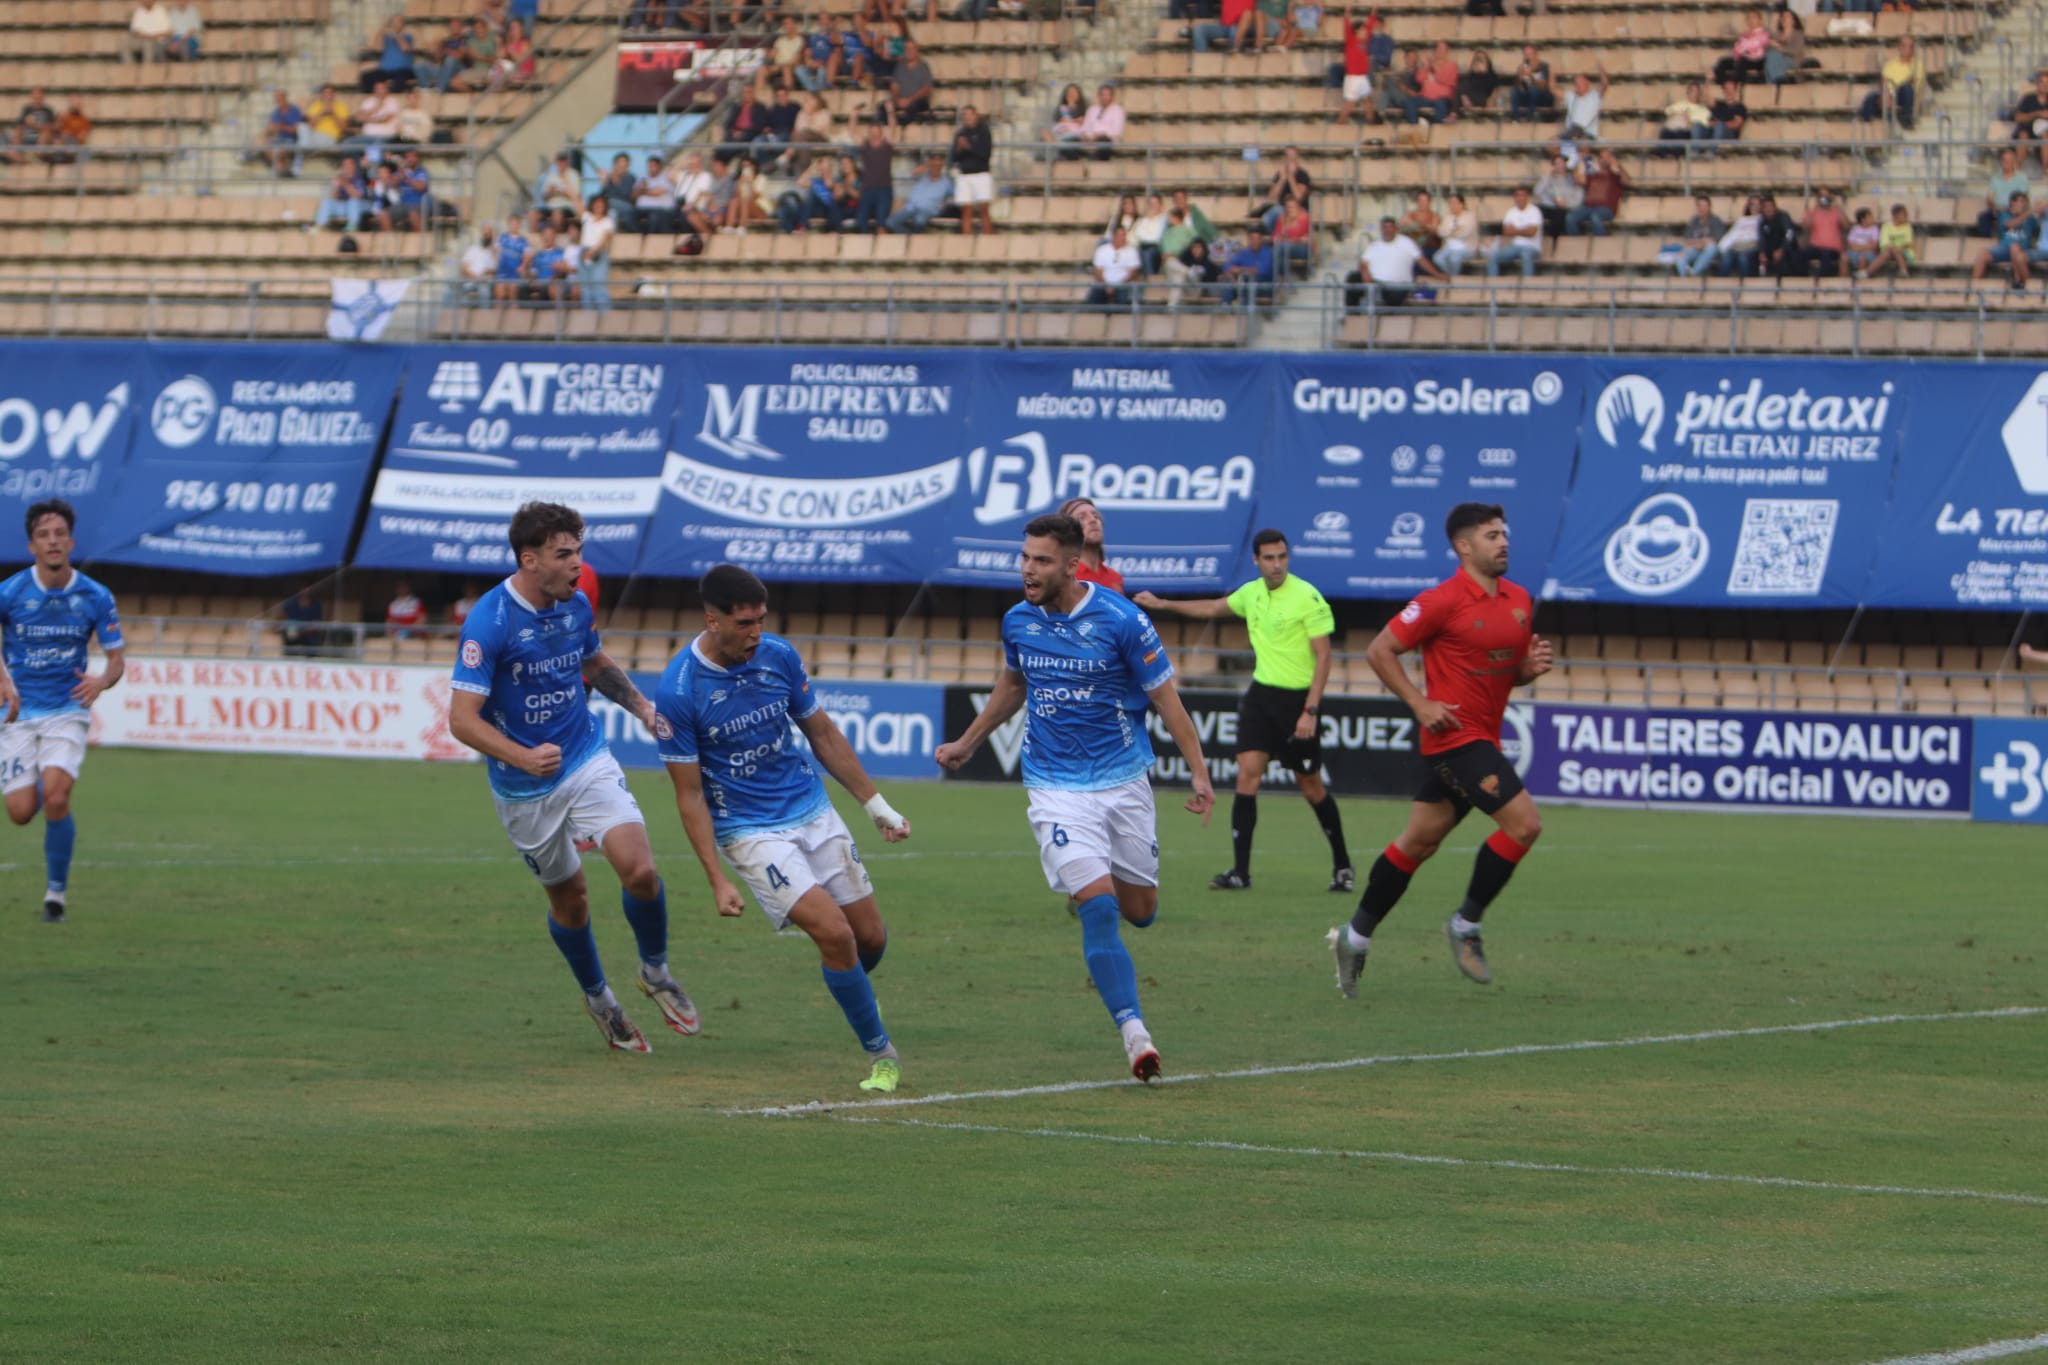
1312;511;1349;532
1322;443;1363;466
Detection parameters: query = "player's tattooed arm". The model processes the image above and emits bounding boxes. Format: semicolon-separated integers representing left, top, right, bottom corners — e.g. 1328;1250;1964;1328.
583;651;654;726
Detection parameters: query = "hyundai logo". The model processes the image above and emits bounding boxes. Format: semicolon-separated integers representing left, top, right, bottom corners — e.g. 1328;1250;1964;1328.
1312;511;1350;532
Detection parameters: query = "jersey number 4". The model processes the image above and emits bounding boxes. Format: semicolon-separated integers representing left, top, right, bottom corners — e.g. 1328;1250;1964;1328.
765;864;791;890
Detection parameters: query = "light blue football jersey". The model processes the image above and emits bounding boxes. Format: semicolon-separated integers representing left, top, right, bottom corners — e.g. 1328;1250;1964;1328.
0;567;124;718
653;633;830;843
450;579;607;802
1003;583;1174;792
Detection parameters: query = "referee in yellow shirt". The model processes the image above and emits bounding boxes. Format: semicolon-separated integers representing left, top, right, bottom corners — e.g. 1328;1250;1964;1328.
1137;529;1352;893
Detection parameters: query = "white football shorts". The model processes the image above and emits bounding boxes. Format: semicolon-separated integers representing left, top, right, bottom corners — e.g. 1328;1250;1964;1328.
1026;775;1160;896
722;806;873;929
0;711;90;794
494;752;644;887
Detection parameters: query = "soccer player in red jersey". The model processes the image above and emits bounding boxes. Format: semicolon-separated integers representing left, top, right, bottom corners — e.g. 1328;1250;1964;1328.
1060;497;1125;593
1328;502;1552;995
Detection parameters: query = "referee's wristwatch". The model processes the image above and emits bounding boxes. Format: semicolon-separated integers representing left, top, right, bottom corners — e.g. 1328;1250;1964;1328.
1303;705;1320;716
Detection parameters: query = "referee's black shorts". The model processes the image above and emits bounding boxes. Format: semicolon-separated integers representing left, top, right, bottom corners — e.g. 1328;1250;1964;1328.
1414;739;1524;819
1235;680;1320;774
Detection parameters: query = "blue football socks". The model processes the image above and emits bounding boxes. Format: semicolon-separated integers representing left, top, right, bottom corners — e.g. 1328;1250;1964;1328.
620;881;669;970
821;964;892;1055
547;916;608;998
1076;893;1142;1027
44;814;75;893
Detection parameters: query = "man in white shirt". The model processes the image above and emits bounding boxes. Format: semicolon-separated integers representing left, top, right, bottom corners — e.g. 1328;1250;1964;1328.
674;151;716;235
1560;69;1606;141
1086;225;1142;305
1348;215;1447;307
579;197;616;314
1079;85;1126;163
632;154;678;234
540;152;581;216
1486;186;1544;277
352;81;400;141
167;2;203;60
460;225;498;304
127;1;172;63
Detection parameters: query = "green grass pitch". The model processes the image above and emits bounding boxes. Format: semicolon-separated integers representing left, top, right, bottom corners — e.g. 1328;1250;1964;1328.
2;750;2044;1364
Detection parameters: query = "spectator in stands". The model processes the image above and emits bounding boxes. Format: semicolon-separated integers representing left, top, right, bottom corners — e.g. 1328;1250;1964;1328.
492;215;527;303
1434;192;1478;274
1273;196;1314;277
366;163;406;231
777;153;845;233
948;105;995;236
167;1;203;61
1798;188;1846;277
1402;41;1458;123
396;90;434;145
1671;194;1726;276
580;195;615;311
1532;152;1580;240
808;16;846;86
1382;50;1423;123
1508;44;1554;122
1159;204;1198;260
265;89;307;178
1219;229;1275;305
1715;10;1770;87
299;85;349;160
598;154;635;229
1333;8;1377;126
1347;215;1446;306
1764;10;1812;88
1106;194;1141;239
839;21;874;90
393;148;432;225
350;81;400;144
1560;68;1607;141
1259;148;1312;231
1086;226;1143;306
1166;236;1223;304
725;83;771;149
632;155;678;234
1566;146;1628;236
877;41;934;127
1712;195;1763;277
1396;188;1439;251
1076;84;1125;159
451;18;499;90
521;221;575;302
362;15;418;93
52;97;92;157
492;21;537;89
771;16;807;89
281;587;326;656
701;153;738;231
1972;191;2038;291
1171;188;1219;243
723;160;770;231
1710;80;1747;143
414;19;469;93
317;155;370;230
1044;82;1089;156
541;153;583;221
2011;71;2048;175
1979;149;2031;238
1845;206;1881;276
1860;36;1925;131
850;125;895;232
1656;82;1711;154
742;87;794;169
1757;193;1798;276
1485;186;1543;277
450;583;479;628
4;91;54;165
675;151;717;234
868;17;911;91
883;153;951;232
1133;194;1170;274
460;224;498;303
1456;52;1501;120
791;91;834;156
1871;202;1916;277
127;1;172;64
386;581;426;639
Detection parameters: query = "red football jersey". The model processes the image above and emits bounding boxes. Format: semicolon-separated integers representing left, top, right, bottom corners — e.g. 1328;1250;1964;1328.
1076;559;1126;593
1384;571;1534;756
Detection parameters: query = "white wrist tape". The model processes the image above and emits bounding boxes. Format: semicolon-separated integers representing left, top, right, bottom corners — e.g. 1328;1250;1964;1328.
864;792;907;830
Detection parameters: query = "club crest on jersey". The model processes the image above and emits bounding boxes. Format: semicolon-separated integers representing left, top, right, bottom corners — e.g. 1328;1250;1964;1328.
653;714;674;740
461;639;483;669
1077;621;1096;636
1511;608;1528;625
1399;601;1422;623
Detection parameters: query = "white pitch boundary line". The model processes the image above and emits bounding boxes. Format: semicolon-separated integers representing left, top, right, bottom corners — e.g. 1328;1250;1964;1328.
730;1005;2048;1118
831;1115;2048;1211
1860;1333;2048;1365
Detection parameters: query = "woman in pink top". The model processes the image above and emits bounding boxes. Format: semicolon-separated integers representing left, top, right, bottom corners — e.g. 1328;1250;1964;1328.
1273;196;1314;279
1715;10;1770;86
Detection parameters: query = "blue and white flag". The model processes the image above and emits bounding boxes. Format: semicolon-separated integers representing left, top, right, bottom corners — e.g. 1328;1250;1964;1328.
327;279;411;341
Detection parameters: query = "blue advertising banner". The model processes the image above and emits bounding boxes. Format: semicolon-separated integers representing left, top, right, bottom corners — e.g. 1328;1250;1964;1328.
1865;365;2048;609
0;341;143;550
1970;717;2048;823
1542;359;1903;608
598;672;944;782
1524;703;1972;816
941;352;1264;592
637;351;973;583
354;348;675;575
1263;357;1583;598
93;345;401;573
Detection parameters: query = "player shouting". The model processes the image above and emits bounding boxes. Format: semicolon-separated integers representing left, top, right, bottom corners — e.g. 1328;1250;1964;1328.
1329;502;1551;996
937;513;1215;1082
655;564;913;1095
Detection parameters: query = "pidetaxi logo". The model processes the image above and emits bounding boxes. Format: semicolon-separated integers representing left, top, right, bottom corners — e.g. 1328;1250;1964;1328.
1605;493;1710;596
151;375;217;449
1594;375;1665;452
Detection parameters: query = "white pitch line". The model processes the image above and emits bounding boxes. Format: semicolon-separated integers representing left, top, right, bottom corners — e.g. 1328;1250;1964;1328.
833;1115;2048;1210
1860;1333;2048;1365
730;1005;2048;1118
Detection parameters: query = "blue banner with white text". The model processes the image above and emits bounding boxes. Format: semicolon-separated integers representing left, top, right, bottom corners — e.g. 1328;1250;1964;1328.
0;342;144;553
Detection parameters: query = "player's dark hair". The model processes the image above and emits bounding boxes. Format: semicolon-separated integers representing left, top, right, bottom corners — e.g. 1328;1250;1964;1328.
1057;496;1099;520
1445;502;1506;545
700;563;769;613
1251;527;1289;555
25;498;74;539
1024;513;1083;551
507;501;584;561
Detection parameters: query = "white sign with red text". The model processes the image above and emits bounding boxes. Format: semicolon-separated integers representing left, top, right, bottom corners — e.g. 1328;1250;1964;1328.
90;657;478;762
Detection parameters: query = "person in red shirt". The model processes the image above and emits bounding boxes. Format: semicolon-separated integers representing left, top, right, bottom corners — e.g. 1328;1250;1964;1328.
1336;8;1378;126
1060;496;1124;593
576;560;600;614
385;579;426;639
1328;502;1551;994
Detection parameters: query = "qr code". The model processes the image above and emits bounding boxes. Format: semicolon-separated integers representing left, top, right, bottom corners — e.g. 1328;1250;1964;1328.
1725;499;1838;596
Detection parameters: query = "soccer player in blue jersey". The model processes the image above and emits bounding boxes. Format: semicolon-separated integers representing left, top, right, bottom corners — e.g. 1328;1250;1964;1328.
448;501;698;1054
0;499;124;923
655;564;914;1095
936;513;1216;1081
